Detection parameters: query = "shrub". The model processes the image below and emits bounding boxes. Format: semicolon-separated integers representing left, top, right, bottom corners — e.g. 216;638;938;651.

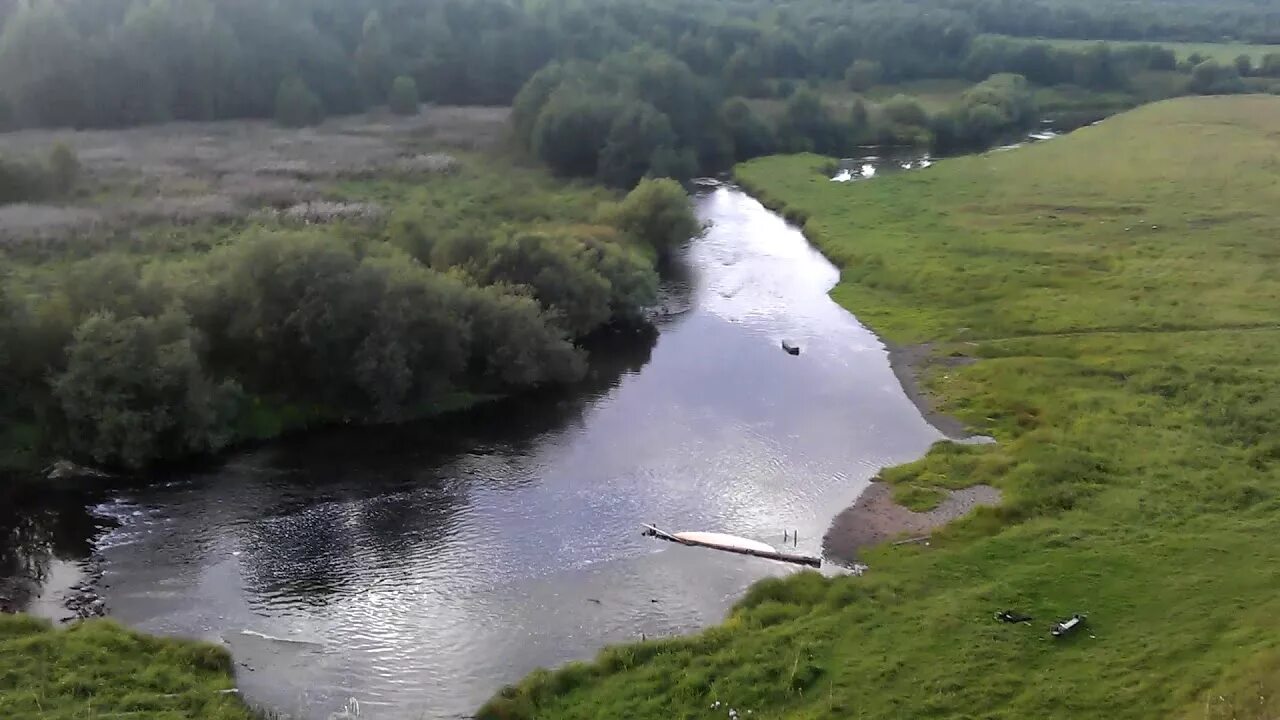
609;178;700;257
51;310;240;468
48;142;78;197
274;77;324;128
388;75;419;115
845;59;883;92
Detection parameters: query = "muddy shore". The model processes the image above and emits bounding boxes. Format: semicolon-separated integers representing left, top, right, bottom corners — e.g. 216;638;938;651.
885;341;974;441
823;341;997;564
823;482;1001;565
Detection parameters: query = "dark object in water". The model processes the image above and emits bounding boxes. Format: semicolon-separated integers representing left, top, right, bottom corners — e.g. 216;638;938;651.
1051;613;1087;637
994;610;1033;623
781;341;800;355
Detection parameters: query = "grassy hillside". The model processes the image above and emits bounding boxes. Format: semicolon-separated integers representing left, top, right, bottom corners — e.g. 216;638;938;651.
0;616;254;719
480;96;1280;720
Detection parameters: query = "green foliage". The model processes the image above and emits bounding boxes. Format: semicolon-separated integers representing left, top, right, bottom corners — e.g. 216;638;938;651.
51;309;240;469
0;155;52;204
1234;54;1254;77
388;75;419;115
720;99;777;160
0;616;254;719
518;48;715;186
597;100;678;188
505;95;1280;720
933;73;1038;151
48;142;79;197
890;484;948;512
274;76;324;128
778;87;848;154
0;0;1277;132
1189;60;1246;94
609;178;700;258
1262;53;1280;78
845;59;884;92
1;150;677;470
532;90;621;178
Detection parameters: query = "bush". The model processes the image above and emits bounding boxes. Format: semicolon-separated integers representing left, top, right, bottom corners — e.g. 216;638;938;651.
1189;60;1245;94
51;310;240;469
844;59;883;92
1261;53;1280;78
388;75;419;115
609;178;700;258
0;155;51;204
48;142;78;197
274;77;324;128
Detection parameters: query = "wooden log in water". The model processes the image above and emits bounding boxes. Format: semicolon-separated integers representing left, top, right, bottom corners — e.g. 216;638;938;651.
642;524;821;568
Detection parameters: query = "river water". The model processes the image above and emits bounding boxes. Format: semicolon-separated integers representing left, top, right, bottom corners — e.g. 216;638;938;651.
6;172;946;719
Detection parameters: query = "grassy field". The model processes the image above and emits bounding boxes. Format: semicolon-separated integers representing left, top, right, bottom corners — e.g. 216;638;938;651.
479;96;1280;720
990;33;1280;63
0;616;254;719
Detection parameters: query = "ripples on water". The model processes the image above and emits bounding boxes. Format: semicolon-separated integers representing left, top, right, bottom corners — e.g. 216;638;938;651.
16;186;942;720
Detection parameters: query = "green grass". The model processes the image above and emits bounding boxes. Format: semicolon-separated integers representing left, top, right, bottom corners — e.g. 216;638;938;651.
0;616;254;719
480;96;1280;720
889;484;948;512
990;33;1280;63
861;78;974;112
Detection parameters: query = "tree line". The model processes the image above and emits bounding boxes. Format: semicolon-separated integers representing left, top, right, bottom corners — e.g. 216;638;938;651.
2;0;1279;131
0;178;698;469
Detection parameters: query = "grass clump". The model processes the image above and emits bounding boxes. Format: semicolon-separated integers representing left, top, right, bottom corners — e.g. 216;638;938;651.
481;96;1280;720
889;484;948;511
0;616;253;719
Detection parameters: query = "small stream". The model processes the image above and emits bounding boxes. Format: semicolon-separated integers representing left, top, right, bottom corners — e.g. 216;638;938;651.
0;134;1065;718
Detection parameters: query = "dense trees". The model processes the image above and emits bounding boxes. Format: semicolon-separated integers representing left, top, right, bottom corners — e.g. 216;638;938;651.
516;50;713;186
0;173;695;469
0;0;1274;132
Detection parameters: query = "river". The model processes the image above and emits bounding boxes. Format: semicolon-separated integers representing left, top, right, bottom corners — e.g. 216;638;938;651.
5;166;948;719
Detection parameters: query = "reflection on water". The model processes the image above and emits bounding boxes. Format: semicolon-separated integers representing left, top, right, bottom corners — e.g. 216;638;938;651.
6;187;940;720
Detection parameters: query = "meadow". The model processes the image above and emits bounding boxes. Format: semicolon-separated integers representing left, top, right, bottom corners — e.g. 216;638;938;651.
479;96;1280;720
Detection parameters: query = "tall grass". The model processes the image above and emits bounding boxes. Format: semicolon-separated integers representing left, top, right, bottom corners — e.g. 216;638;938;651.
0;616;255;719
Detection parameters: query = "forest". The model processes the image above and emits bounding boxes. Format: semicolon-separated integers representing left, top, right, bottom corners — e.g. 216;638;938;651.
1;0;1279;166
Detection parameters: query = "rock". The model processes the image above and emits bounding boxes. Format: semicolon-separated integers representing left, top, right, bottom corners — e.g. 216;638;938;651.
44;460;112;482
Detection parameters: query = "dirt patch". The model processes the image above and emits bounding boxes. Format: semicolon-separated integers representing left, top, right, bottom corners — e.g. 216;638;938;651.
823;482;1002;565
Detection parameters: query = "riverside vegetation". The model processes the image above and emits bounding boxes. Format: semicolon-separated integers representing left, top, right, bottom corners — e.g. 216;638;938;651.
0;121;698;473
479;96;1280;720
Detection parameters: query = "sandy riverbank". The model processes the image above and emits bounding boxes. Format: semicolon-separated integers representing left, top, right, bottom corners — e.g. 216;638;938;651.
823;482;1001;564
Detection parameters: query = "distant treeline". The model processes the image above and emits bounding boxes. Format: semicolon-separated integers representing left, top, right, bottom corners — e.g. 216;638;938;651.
0;177;697;470
2;0;1280;133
